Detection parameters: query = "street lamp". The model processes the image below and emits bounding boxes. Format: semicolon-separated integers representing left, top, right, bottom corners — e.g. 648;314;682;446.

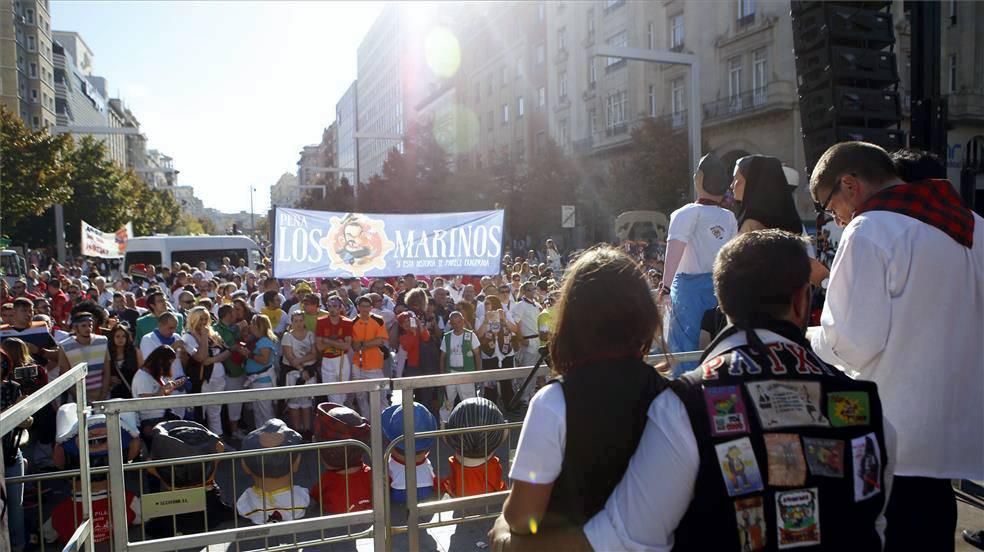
249;186;256;238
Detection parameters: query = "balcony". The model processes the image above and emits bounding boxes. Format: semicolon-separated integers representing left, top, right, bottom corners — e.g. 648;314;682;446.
654;109;689;131
702;83;794;125
605;58;626;74
606;122;628;137
555;48;568;64
573;137;594;153
737;13;755;29
947;92;984;124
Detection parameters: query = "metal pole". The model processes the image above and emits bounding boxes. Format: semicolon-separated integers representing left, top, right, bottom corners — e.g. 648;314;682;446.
369;389;389;552
401;389;419;551
76;378;95;552
55;203;67;263
250;186;256;239
105;411;129;550
688;59;702;199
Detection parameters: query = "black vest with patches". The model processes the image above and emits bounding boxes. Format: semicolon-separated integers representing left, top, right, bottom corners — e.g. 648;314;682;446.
543;358;670;528
672;321;888;552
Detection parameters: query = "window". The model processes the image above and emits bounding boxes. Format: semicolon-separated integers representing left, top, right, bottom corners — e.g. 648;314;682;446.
948;54;957;93
25;8;34;23
31;89;38;103
739;0;755;19
559;119;570;146
517;96;525;117
536;131;547;154
487;74;493;95
752;48;768;105
648;85;657;117
648;22;656;49
606;90;627;129
32;116;40;128
589;108;598;136
487;110;494;132
538;87;546;108
516;57;523;79
588;58;597;86
536;44;545;64
502;103;510;124
728;57;743;110
27;35;36;52
670;15;684;49
606;30;628;67
29;62;37;79
558;27;567;51
516;138;526;162
587;9;595;39
671;78;685;127
558;72;568;99
474;82;481;103
501;66;508;86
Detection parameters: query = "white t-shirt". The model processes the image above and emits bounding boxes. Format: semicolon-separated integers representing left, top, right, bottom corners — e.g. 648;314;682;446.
666;203;737;275
509;383;566;485
254;292;285;313
139;332;187;382
510;299;541;353
236;486;310;525
281;330;315;367
131;369;165;421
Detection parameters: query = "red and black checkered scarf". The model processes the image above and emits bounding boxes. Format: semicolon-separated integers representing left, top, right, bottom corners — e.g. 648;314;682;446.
855;179;975;248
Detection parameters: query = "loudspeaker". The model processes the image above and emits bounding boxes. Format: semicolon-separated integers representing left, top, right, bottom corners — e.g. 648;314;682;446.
792;1;903;171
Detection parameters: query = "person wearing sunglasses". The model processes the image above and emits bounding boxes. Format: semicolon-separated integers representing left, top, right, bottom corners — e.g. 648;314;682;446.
809;142;984;552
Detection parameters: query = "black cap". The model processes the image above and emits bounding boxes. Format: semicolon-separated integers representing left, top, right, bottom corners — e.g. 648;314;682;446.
698;153;729;196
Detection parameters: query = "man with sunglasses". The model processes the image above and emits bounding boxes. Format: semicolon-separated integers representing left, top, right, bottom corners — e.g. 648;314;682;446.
315;294;353;405
808;142;983;552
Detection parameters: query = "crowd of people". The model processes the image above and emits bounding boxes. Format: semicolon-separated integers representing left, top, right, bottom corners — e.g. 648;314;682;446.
1;141;981;552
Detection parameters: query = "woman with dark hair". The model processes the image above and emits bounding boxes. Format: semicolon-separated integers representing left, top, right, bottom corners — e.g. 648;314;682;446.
501;245;671;534
102;324;143;399
732;154;804;235
131;346;186;438
732;155;829;285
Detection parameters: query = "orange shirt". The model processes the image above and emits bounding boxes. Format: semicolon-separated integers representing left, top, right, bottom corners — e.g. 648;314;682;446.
439;455;506;498
351;315;388;370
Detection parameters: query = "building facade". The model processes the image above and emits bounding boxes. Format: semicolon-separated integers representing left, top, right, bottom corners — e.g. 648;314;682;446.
270;172;300;208
335;80;359;186
0;0;56;130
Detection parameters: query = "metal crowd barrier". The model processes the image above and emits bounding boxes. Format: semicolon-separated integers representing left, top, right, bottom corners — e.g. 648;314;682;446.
0;363;92;552
94;377;390;552
53;350;705;552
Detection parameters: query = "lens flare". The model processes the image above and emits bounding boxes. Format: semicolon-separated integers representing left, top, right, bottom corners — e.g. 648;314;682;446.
529;518;539;534
430;105;480;155
425;26;461;78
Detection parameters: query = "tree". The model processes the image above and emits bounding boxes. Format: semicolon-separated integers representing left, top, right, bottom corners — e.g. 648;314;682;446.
197;216;218;235
130;179;182;236
297;180;356;213
610;117;691;215
60;136;137;247
509;140;579;248
0;107;73;232
358;121;451;213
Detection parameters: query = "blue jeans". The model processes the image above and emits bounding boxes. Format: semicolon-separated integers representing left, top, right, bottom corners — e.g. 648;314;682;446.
667;272;717;377
5;449;26;549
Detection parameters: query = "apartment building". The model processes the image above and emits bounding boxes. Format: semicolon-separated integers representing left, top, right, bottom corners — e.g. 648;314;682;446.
0;0;56;129
335;80;358;186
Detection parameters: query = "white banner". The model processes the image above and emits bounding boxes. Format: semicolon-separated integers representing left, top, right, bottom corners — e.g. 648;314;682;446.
80;220;133;258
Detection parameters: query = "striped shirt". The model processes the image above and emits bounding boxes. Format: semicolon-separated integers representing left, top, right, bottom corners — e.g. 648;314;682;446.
59;335;108;401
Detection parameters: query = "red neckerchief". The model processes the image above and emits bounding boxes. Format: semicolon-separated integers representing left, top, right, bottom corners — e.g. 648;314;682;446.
855;179;974;247
695;198;721;206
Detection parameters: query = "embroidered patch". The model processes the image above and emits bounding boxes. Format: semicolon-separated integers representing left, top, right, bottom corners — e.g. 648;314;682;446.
802;437;845;478
745;380;829;429
703;385;749;436
734;496;767;551
851;433;882;502
776;488;821;548
827;391;870;427
715;437;764;496
765;433;807;487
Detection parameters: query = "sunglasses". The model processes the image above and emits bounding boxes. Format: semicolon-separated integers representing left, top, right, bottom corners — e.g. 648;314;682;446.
814;177;843;221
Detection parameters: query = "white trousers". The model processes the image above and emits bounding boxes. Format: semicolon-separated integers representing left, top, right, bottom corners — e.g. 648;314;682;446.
201;374;226;436
225;375;246;422
321;356;351;405
445;382;477;406
351;365;386;416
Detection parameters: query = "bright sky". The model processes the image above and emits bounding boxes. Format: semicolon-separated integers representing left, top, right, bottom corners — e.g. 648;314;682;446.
52;1;384;214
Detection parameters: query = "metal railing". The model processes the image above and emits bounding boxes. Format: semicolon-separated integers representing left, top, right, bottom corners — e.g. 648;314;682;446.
1;363;92;552
30;350;705;551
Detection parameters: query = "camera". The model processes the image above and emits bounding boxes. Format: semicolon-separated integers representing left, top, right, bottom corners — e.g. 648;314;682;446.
13;364;39;383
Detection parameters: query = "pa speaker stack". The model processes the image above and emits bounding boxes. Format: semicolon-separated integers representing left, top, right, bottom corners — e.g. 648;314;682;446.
792;1;904;171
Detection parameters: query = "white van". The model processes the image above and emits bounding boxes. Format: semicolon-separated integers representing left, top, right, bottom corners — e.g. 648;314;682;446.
1;250;27;286
123;236;262;273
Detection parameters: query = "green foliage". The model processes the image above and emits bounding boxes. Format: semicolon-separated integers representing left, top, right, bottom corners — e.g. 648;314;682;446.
60;136;137;244
197;216;218;235
0;107;74;230
610;117;691;215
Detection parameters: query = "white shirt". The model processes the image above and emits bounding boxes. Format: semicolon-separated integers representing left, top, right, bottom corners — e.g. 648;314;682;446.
510;298;541;352
181;332;226;385
440;331;477;368
236;486;310;525
583;330;896;551
666;203;737;275
96;289;114;308
139;332;187;382
254;292;285;313
509;383;566;484
811;210;984;479
131;369;165;421
476;300;516;329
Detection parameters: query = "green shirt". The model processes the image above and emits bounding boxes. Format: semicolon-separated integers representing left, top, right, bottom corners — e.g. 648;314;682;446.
213;319;244;377
303;310;328;332
135;312;184;346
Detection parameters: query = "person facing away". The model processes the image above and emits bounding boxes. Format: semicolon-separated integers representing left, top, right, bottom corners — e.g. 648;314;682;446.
809;142;983;552
492;229;897;552
660;153;737;375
